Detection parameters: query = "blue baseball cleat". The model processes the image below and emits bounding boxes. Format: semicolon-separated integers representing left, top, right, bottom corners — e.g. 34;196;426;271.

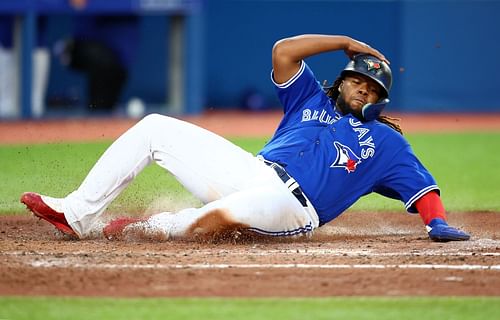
426;218;470;242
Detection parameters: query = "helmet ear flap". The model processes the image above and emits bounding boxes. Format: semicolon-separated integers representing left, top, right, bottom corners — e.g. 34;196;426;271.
361;98;390;121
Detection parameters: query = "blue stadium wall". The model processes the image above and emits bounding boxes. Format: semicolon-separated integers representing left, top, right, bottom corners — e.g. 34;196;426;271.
44;0;500;113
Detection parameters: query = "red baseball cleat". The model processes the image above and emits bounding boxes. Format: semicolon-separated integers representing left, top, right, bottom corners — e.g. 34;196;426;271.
103;217;145;240
20;192;76;236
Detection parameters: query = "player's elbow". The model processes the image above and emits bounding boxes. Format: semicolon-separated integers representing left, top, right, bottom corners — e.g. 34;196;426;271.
272;38;294;65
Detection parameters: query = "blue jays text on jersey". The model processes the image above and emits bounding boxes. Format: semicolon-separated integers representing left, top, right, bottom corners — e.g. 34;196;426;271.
258;61;439;225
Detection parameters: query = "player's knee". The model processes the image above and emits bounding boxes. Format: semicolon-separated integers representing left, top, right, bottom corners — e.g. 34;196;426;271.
140;113;164;124
136;113;171;132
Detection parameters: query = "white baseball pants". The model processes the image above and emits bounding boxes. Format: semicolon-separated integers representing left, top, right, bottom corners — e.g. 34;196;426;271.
54;114;319;238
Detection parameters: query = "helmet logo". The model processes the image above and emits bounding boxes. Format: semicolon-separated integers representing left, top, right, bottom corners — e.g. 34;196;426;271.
364;59;381;72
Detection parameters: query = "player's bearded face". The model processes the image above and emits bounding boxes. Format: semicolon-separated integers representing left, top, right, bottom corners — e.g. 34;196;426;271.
336;75;381;119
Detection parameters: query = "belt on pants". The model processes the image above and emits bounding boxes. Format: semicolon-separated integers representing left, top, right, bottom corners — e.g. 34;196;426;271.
263;160;309;207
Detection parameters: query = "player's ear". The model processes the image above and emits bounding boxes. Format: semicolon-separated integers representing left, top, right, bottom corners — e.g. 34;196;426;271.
338;82;343;92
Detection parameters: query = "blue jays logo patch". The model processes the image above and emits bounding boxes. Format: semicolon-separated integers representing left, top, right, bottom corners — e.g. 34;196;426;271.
331;141;361;173
364;59;381;73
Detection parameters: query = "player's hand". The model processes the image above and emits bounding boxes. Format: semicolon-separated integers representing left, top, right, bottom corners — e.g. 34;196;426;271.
426;218;470;242
344;37;390;65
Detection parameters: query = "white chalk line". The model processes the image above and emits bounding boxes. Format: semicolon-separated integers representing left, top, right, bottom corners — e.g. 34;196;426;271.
28;260;500;271
4;249;500;258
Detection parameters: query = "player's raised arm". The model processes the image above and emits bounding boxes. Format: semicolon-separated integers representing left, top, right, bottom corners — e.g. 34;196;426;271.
272;34;389;84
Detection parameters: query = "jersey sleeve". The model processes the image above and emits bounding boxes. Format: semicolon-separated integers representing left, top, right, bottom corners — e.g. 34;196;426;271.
271;61;324;114
374;144;440;214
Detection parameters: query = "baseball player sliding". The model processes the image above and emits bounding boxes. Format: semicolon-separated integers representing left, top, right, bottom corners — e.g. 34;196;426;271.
21;34;470;242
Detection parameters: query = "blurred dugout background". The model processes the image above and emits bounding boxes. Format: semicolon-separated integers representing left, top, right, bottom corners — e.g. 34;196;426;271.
1;0;499;120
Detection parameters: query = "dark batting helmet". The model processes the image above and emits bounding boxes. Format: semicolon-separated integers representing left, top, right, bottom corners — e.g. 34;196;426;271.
341;54;392;99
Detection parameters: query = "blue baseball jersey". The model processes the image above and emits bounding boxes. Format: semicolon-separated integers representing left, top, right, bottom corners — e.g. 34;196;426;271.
258;61;439;225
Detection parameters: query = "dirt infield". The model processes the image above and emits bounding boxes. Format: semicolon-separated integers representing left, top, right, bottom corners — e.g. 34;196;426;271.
1;111;499;297
1;212;499;297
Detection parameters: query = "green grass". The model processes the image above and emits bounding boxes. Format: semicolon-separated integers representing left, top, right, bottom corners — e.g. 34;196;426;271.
1;133;499;214
1;296;499;320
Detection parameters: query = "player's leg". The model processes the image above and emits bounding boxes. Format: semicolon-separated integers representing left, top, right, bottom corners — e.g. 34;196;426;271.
110;180;319;240
142;114;267;203
55;114;263;236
